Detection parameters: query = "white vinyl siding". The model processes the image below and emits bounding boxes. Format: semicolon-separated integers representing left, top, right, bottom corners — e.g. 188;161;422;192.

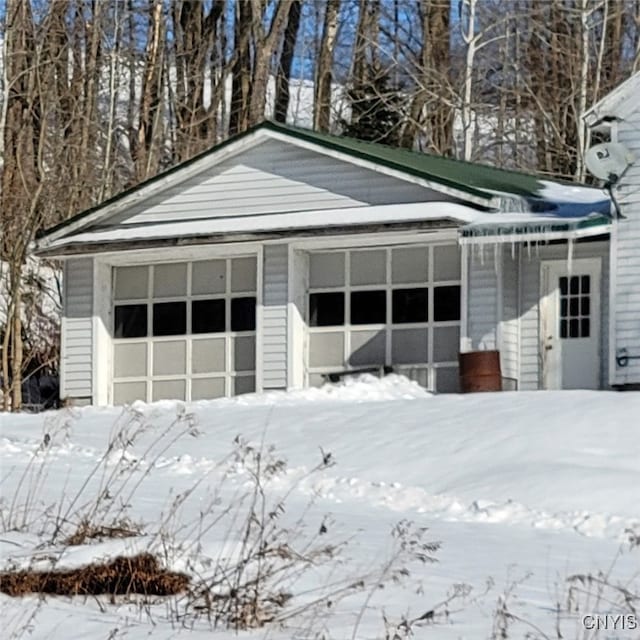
612;119;640;385
467;248;498;350
62;258;94;401
500;247;519;387
262;244;288;389
104;139;453;228
519;251;541;389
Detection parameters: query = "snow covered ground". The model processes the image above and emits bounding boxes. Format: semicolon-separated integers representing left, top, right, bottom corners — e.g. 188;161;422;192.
1;376;639;639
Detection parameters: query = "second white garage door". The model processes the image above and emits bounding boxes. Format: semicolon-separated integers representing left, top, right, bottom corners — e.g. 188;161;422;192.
306;244;461;392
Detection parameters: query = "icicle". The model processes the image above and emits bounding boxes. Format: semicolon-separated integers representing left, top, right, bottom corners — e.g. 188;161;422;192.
493;242;499;275
480;243;485;266
527;239;532;259
511;239;516;261
567;236;575;277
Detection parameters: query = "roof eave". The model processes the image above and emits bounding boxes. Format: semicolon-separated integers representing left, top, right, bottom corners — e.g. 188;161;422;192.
459;215;611;244
583;112;619;130
35;218;464;258
584;72;640;126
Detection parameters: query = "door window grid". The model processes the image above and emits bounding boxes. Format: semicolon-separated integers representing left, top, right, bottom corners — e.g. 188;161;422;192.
112;258;257;403
306;245;461;391
559;275;591;339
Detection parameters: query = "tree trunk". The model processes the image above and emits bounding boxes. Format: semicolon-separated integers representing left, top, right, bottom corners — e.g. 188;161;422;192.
101;0;122;200
274;0;302;123
314;0;341;131
424;0;452;154
10;279;22;411
603;1;624;91
351;0;372;90
1;0;44;410
248;0;292;127
575;0;591;182
633;0;640;71
211;4;228;144
400;0;453;154
135;0;165;180
460;0;477;162
229;0;253;135
171;1;223;160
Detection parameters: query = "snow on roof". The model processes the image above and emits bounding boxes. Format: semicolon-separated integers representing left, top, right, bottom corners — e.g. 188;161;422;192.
41;202;484;253
461;180;611;242
538;180;610;204
41;199;611;255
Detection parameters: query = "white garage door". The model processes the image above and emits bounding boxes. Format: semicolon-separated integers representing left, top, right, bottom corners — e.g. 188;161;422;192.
306;244;461;392
111;257;257;404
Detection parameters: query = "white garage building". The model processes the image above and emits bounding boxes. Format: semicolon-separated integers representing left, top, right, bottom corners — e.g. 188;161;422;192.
37;122;613;405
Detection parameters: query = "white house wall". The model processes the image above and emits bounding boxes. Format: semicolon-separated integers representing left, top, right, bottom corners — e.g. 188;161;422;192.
500;248;519;387
102;139;453;228
62;258;94;402
517;241;609;390
467;241;609;390
612;118;640;385
261;244;289;389
467;248;498;350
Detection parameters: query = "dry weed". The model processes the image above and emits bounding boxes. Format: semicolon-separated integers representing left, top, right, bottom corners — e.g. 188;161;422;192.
0;553;189;597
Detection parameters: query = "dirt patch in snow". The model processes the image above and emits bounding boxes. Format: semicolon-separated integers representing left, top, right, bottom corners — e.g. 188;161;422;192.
0;553;189;597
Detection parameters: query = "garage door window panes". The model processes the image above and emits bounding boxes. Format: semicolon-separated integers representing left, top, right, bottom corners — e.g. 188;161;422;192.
112;258;257;404
307;245;461;392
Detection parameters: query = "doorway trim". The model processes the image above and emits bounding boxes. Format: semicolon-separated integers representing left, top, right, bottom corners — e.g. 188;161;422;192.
540;257;602;390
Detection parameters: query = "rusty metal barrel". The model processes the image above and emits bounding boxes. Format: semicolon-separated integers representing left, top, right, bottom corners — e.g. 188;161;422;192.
458;350;503;393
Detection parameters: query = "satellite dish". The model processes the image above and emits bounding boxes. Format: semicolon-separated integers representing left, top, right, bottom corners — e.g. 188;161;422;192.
585;142;634;219
585;142;633;182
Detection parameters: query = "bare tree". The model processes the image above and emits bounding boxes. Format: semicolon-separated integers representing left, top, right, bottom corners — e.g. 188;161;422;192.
229;0;252;135
274;0;302;123
100;0;124;201
134;0;166;181
399;0;453;154
459;0;479;162
248;0;292;127
3;0;640;412
314;0;341;131
1;0;45;410
171;0;225;160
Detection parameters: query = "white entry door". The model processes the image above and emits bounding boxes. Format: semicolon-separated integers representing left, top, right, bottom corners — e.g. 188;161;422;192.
540;259;601;390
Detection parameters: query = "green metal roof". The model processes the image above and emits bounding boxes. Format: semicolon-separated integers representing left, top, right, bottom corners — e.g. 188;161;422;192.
261;121;547;200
